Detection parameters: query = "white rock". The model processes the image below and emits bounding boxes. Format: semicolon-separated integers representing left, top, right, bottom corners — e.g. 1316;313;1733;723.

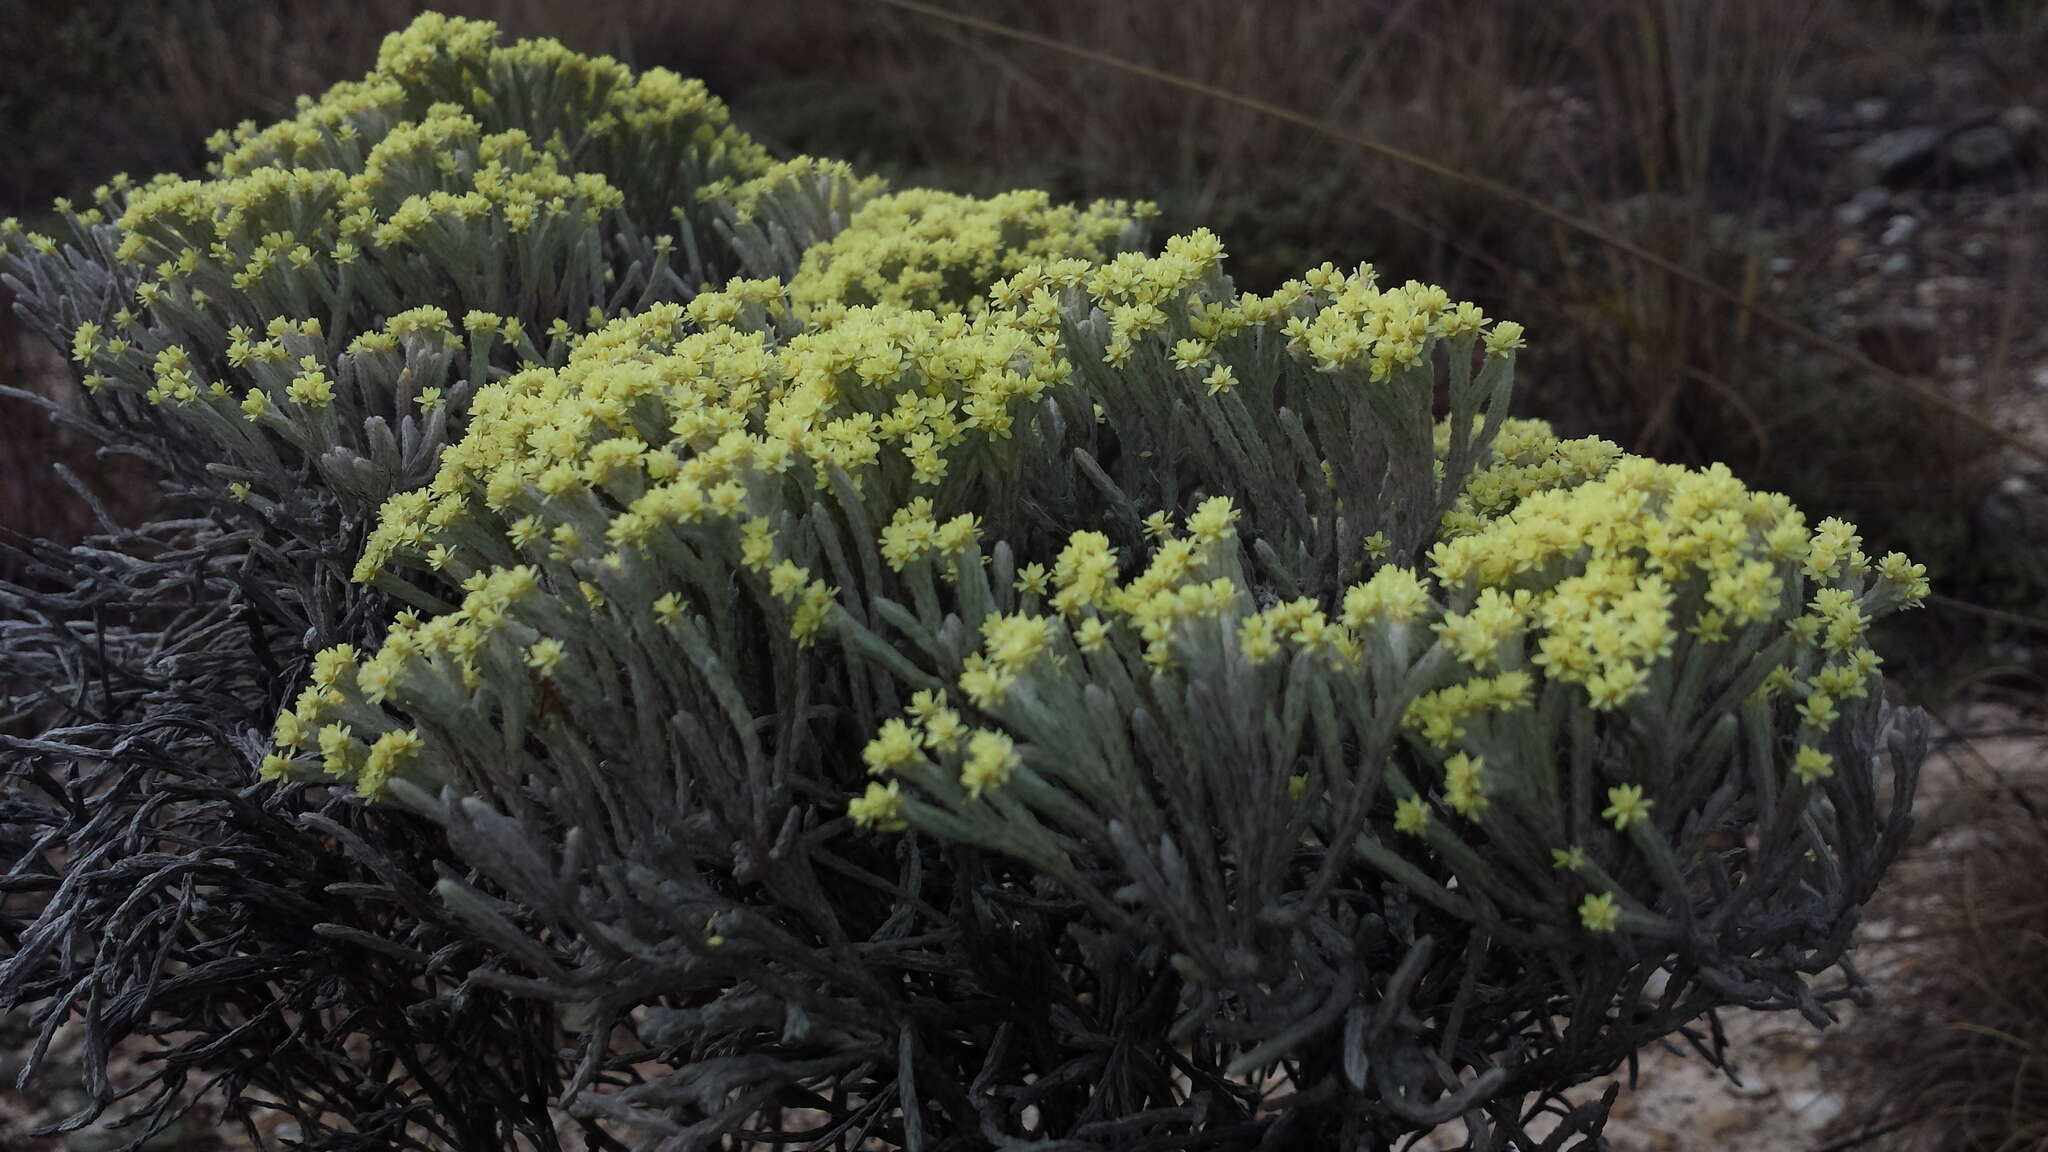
1785;1090;1845;1131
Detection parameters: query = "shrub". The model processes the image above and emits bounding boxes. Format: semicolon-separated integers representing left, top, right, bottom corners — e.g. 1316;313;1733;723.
2;13;1928;1151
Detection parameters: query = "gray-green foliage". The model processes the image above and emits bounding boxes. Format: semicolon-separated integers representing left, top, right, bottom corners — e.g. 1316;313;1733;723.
0;12;1927;1152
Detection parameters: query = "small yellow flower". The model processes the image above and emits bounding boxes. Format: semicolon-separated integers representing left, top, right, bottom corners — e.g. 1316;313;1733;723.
1074;617;1113;652
526;638;566;677
1394;795;1431;835
922;708;968;751
652;592;687;626
1602;783;1652;831
862;719;922;776
769;560;809;602
1483;321;1526;356
1014;563;1051;597
1792;745;1834;785
1444;752;1487;820
961;730;1019;798
1580;891;1621;933
317;723;355;778
848;780;907;831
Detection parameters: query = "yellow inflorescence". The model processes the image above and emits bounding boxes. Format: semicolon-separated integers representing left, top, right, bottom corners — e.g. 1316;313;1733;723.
269;202;1545;803
789;188;1143;321
184;29;1928;960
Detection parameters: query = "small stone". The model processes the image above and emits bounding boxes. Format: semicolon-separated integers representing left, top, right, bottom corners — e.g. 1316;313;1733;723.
2000;105;2044;143
1853;98;1891;123
1880;214;1919;246
1835;185;1891;226
1848;126;1945;186
1879;251;1913;277
1786;1089;1845;1131
1944;124;2017;178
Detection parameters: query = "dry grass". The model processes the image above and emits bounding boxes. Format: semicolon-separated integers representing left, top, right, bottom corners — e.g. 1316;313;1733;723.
1837;750;2048;1152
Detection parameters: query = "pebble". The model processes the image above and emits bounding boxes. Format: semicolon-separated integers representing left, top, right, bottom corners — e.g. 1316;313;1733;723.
2000;104;2044;143
1784;1090;1845;1131
1879;213;1919;245
1848;125;1945;186
1943;124;2017;178
1835;185;1891;226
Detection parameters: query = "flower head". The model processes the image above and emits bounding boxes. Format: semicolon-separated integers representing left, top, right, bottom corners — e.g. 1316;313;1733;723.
1602;783;1653;831
1580;891;1622;933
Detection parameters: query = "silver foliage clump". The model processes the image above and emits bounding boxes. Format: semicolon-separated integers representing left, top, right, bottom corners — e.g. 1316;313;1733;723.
1;12;1926;1152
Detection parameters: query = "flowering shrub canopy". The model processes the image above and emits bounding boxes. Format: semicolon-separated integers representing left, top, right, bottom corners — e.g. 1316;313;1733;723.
0;13;1927;1152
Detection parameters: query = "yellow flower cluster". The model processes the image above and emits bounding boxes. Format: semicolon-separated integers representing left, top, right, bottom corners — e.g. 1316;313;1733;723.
1438;419;1625;536
61;11;772;416
1283;268;1467;381
181;37;1922;971
854;689;1018;810
848;383;1926;956
788;188;1144;321
1428;459;1799;708
116;106;631;315
345;294;1077;593
699;155;889;226
286;226;1307;795
210;13;766;190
